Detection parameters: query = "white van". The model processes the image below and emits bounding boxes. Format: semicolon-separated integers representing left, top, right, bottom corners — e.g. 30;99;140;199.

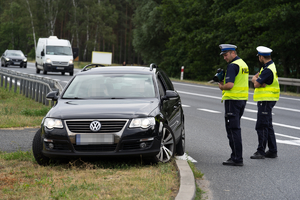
36;36;74;76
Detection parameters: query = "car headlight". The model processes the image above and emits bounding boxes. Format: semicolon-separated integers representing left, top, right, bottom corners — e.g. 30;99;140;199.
69;59;73;64
44;118;63;129
5;58;9;61
23;58;27;62
46;58;51;63
129;117;155;129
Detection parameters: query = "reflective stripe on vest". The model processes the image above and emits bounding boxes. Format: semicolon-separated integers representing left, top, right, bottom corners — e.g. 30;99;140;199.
253;63;280;101
222;59;249;100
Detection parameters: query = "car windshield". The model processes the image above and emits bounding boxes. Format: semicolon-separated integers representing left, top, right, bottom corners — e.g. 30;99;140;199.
46;46;72;55
6;51;24;57
62;74;156;99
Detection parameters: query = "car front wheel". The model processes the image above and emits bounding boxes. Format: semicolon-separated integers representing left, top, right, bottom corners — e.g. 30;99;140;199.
154;125;176;163
176;125;185;156
32;128;51;166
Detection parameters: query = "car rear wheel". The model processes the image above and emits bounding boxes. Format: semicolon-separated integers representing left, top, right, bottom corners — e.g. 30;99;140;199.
176;125;185;156
32;128;51;166
61;72;65;75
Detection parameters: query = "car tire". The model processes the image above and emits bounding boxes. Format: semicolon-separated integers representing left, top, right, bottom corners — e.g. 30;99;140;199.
61;72;65;75
24;64;27;68
70;71;74;76
20;64;22;68
147;125;176;163
43;64;47;74
176;125;185;156
36;63;40;73
32;128;51;166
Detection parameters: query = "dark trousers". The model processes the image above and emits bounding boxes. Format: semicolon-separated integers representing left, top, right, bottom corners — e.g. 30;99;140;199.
255;101;277;155
224;100;247;163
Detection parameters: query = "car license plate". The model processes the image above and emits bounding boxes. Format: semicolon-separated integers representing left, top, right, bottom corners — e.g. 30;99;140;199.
56;67;64;70
14;62;20;65
76;134;114;145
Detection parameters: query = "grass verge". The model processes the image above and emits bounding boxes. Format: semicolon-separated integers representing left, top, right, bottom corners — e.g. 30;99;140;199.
187;160;206;200
0;151;179;199
0;87;50;128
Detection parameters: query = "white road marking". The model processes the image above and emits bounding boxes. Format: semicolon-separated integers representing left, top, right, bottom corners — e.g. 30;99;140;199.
182;105;190;107
275;133;300;146
174;82;300;102
242;116;300;130
177;90;300;113
197;108;221;113
176;153;197;163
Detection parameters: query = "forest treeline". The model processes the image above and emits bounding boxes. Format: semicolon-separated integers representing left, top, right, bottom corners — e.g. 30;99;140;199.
0;0;300;81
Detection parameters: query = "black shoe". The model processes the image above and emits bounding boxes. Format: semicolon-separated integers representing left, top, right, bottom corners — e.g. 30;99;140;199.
265;150;278;158
250;152;265;159
222;158;243;166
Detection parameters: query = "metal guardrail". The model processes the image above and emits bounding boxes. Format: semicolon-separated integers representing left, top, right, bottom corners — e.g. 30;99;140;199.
248;75;300;93
0;68;63;106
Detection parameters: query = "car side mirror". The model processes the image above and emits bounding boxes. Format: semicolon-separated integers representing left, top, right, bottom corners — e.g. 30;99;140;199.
162;90;179;101
41;50;45;57
46;91;59;101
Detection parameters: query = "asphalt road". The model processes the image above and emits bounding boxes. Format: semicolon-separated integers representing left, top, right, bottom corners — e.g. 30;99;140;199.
1;64;300;199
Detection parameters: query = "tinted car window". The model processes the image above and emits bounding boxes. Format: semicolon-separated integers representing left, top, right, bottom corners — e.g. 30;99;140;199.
63;74;155;99
160;71;174;90
157;76;166;97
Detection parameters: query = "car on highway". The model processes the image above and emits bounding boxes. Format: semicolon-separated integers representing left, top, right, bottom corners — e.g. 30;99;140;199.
32;64;185;165
1;50;27;68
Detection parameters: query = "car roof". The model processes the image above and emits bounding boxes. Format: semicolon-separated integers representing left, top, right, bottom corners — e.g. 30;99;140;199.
77;66;158;75
6;50;22;52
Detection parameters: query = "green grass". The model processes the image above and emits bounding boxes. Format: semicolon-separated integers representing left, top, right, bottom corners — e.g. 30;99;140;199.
0;86;51;128
0;151;179;199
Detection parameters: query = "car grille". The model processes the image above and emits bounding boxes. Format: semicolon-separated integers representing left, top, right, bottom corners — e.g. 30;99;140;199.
66;120;127;133
52;61;68;66
12;59;22;62
73;144;117;152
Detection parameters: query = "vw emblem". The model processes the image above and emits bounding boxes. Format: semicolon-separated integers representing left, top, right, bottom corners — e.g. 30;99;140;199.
90;121;101;132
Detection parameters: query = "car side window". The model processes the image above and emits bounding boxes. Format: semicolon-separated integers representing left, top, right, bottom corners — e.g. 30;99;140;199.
160;71;174;90
157;75;166;98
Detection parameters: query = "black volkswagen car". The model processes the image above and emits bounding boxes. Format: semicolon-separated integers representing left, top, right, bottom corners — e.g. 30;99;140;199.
32;64;185;165
1;50;27;68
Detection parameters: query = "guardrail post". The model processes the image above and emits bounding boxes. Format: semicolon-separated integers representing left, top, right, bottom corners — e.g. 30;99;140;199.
25;80;29;97
4;75;8;89
9;77;12;91
14;77;18;93
39;83;43;103
31;82;35;100
0;74;3;87
35;83;40;102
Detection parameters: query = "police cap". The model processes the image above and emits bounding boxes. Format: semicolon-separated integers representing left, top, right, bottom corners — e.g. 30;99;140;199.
256;46;272;56
219;44;237;55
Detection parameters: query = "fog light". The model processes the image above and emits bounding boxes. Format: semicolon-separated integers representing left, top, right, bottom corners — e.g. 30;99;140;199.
140;142;147;149
49;143;54;149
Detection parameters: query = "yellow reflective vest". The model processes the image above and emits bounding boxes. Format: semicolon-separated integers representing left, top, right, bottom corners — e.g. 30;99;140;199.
253;63;280;101
222;59;249;100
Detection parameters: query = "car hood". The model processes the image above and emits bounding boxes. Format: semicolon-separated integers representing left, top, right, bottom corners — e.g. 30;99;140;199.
7;56;25;60
47;99;159;119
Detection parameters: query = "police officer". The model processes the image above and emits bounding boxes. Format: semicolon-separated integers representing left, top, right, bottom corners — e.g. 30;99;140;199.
218;44;249;166
250;46;280;159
